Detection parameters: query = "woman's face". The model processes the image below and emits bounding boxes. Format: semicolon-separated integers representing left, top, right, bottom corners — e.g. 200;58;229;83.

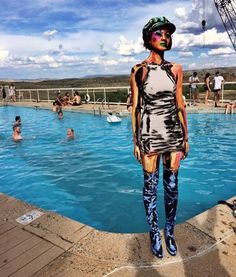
149;27;172;51
67;128;74;138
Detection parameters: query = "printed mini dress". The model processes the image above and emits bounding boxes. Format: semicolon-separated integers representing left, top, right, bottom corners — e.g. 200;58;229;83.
139;62;184;154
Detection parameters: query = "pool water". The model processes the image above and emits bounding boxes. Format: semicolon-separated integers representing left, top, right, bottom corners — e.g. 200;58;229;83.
0;106;236;233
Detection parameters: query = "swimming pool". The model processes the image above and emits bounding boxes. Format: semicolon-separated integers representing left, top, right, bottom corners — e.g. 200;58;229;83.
0;106;236;233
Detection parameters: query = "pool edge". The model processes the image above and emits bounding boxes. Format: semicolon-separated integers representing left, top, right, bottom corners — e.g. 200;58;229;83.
0;192;235;276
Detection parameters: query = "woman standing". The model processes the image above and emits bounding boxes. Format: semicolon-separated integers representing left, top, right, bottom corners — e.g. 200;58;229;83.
130;16;189;258
204;73;211;105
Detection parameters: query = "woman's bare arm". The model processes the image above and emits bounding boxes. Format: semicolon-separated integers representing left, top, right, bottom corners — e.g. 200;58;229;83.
130;65;142;161
172;63;189;156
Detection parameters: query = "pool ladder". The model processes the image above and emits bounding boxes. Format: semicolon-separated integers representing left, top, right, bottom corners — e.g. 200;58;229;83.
93;98;110;116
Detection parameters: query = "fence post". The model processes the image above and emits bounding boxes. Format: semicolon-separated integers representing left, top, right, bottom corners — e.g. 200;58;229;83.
37;90;40;102
47;90;50;102
93;90;95;103
104;88;106;105
221;83;224;103
29;90;32;102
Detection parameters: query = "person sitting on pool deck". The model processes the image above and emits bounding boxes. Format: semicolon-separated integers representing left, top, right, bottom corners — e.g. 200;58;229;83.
54;92;64;107
71;91;82;106
225;102;236;114
13;125;22;141
67;128;75;139
63;92;72;106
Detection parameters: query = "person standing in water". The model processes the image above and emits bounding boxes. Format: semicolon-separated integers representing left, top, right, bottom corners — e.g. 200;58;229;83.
130;16;189;258
13;126;22;141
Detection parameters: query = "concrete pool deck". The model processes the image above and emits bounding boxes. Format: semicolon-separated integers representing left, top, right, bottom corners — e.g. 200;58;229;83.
0;100;228;115
0;193;235;276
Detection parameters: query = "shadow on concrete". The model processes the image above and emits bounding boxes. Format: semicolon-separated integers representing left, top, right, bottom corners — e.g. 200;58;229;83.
124;203;232;277
181;206;231;276
126;233;165;277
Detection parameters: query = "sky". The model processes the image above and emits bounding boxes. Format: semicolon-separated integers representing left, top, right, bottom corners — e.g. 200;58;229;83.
0;0;235;79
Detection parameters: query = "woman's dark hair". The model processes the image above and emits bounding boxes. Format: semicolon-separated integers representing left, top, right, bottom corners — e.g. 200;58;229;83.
204;73;210;81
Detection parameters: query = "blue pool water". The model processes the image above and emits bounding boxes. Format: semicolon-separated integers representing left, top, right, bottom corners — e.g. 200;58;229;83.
0;106;236;233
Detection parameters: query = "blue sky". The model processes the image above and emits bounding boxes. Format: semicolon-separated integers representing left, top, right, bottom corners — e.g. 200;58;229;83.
0;0;235;79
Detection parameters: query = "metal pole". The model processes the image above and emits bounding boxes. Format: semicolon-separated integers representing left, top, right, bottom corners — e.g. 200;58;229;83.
47;90;50;102
29;90;32;102
93;90;95;103
189;86;192;106
104;88;106;105
221;83;224;103
37;90;40;102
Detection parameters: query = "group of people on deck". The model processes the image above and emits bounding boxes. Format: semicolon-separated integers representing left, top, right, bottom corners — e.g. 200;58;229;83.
188;71;225;107
1;84;16;102
188;71;235;114
53;91;82;111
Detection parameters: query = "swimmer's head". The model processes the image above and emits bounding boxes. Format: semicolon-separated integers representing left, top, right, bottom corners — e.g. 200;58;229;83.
67;128;75;139
15;116;21;122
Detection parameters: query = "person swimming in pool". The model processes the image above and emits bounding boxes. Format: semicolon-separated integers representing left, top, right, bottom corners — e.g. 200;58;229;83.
13;116;21;130
67;128;75;139
130;16;189;258
58;109;64;119
13;125;22;142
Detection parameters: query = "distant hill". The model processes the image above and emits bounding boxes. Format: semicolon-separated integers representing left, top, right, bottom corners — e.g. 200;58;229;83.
1;66;235;89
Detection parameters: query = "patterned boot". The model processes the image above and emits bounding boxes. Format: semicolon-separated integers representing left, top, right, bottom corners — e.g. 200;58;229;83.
143;170;163;258
163;167;178;256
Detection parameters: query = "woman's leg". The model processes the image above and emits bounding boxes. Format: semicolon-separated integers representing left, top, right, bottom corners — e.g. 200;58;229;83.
162;152;182;256
142;154;163;257
205;90;210;104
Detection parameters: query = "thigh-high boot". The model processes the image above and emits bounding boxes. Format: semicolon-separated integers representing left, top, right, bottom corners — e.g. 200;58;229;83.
163;166;178;256
143;170;163;258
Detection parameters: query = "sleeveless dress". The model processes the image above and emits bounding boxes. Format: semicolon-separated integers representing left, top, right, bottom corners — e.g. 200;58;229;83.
139;62;184;154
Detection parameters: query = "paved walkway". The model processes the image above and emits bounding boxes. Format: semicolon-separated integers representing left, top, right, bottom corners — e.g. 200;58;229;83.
0;193;235;276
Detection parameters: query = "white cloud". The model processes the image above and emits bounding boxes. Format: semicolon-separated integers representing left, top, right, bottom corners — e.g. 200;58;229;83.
0;50;9;62
43;30;58;41
175;7;188;19
91;56;118;66
179;51;193;57
188;63;197;69
119;57;137;63
114;36;145;56
200;53;208;58
179;21;199;30
208;47;235;56
173;28;231;50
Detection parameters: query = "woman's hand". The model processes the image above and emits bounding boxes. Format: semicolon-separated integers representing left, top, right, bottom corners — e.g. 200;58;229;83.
134;145;142;163
182;140;189;159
